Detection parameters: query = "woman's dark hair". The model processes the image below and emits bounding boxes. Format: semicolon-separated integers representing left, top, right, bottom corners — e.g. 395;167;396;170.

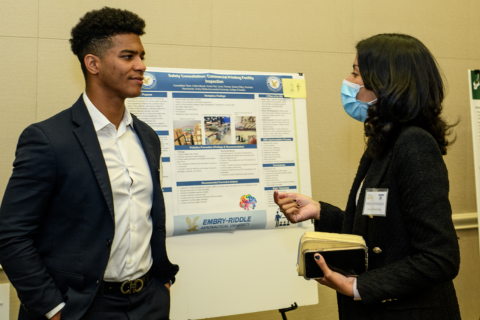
70;7;146;77
357;33;455;158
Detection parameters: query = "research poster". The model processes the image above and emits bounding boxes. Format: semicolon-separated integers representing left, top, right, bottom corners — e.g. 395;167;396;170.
126;68;311;236
468;70;480;252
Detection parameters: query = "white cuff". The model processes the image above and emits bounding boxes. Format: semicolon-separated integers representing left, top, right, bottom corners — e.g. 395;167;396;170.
45;302;65;319
353;278;361;300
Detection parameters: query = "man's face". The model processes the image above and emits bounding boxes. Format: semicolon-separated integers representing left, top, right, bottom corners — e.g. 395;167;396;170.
97;33;146;99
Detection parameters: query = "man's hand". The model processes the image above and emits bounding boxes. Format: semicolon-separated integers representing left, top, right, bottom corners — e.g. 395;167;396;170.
51;311;61;320
314;253;354;297
273;190;320;223
165;282;170;292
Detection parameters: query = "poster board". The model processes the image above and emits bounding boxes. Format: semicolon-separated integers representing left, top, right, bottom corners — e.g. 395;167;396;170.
468;70;480;261
127;68;317;319
167;228;318;319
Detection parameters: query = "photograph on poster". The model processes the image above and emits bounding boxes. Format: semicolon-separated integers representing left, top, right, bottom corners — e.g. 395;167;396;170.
204;116;232;145
173;120;202;146
235;116;257;144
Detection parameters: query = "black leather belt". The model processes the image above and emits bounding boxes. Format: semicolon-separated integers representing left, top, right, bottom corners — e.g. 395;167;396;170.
103;269;153;294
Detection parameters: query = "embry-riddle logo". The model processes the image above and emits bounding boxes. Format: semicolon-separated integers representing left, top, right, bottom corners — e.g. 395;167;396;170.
142;72;156;90
186;216;200;232
266;76;282;92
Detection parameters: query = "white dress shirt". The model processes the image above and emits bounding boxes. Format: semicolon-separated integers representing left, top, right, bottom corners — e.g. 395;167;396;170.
47;94;155;318
83;92;154;282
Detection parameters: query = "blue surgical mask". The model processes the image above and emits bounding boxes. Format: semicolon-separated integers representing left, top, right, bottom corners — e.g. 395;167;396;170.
341;79;377;122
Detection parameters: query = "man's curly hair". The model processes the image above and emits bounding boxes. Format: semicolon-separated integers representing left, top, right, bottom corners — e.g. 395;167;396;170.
70;7;145;77
357;33;455;159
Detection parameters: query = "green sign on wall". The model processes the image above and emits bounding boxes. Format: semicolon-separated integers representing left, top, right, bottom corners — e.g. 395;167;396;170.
471;70;480;100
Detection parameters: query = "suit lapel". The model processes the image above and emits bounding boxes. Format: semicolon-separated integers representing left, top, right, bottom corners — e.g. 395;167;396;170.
343;154;371;235
131;115;166;229
362;148;394;189
131;115;159;179
350;148;394;237
71;95;115;221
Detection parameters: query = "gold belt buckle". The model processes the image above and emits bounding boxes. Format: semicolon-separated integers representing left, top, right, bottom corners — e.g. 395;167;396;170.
120;278;144;294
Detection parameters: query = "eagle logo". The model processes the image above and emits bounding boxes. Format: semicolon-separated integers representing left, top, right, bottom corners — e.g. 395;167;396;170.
266;76;282;92
186;216;200;232
142;72;156;89
143;76;153;85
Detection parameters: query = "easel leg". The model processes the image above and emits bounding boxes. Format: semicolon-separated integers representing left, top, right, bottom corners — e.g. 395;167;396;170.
279;302;298;320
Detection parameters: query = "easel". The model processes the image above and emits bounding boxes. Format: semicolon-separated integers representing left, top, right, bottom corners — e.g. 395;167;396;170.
279;302;297;320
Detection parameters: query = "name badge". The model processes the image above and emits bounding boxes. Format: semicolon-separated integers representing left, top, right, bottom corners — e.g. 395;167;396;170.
362;188;388;217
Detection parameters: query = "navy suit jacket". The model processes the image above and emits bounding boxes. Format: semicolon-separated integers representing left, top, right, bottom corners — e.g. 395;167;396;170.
0;96;179;320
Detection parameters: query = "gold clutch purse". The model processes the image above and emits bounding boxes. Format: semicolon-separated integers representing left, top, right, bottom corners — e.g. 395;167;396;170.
297;232;368;280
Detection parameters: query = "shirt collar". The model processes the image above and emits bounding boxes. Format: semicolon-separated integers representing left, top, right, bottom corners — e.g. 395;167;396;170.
82;92;134;132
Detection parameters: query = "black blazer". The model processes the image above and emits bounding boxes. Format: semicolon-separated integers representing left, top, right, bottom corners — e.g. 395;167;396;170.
316;127;461;320
0;96;179;320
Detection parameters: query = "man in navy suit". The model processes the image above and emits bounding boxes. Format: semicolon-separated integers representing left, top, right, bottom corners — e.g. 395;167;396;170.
0;7;178;320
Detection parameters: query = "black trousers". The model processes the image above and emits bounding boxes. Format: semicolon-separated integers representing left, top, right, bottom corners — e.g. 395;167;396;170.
79;277;170;320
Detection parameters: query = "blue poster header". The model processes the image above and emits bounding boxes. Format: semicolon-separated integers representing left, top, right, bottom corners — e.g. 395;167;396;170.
261;138;294;142
263;163;295;167
264;186;297;191
177;178;260;186
175;145;257;150
173;93;254;99
259;94;285;98
140;92;167;98
142;71;293;94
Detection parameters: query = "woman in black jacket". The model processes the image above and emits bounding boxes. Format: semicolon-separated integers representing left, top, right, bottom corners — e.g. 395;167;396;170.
274;33;461;320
